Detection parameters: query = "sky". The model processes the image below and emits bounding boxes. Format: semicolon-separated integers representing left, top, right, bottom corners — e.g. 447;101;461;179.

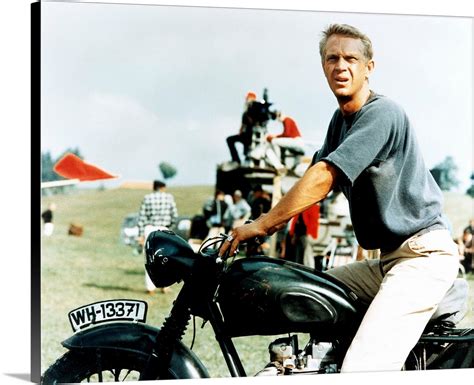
40;1;473;190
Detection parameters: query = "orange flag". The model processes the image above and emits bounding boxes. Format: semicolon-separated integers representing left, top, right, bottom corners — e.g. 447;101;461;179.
53;153;118;181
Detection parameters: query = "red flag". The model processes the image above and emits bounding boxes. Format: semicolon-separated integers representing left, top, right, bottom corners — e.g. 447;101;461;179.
53;153;118;181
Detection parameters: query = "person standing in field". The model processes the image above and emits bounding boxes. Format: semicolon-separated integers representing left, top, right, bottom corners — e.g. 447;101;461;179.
458;227;473;275
203;189;229;240
224;190;251;230
41;203;56;237
137;180;178;294
286;204;320;267
220;23;460;372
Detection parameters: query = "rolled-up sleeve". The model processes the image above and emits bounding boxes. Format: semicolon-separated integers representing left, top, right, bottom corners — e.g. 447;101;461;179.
322;105;394;185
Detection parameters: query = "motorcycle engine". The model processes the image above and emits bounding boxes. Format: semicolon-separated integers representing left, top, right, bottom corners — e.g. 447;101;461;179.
255;336;338;376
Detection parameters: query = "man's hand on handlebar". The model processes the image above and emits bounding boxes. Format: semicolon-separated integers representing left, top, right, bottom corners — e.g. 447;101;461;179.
218;215;287;258
218;220;266;258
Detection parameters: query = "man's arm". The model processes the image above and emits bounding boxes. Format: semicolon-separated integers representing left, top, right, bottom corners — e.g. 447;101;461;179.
219;160;338;256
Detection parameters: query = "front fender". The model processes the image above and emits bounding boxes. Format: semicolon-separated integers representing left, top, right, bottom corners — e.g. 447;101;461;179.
62;322;209;379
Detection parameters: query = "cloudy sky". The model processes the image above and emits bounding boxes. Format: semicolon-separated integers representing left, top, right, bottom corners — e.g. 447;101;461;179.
40;1;473;190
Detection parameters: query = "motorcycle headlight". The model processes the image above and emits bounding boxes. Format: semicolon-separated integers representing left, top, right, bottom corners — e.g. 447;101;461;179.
144;229;197;287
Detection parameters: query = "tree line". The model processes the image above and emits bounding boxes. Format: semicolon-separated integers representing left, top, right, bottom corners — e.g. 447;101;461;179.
42;149;471;197
42;148;178;195
429;155;473;197
41;147;83;195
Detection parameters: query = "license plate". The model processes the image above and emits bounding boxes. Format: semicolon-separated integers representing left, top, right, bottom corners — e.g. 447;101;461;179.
68;299;148;332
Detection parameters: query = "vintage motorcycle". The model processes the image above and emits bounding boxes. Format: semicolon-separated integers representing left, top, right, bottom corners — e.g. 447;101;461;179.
42;228;474;383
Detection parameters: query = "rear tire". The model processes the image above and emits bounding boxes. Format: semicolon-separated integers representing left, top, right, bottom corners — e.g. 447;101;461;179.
41;350;174;383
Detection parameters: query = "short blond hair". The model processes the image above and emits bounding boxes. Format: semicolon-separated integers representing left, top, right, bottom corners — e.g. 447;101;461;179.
319;24;373;62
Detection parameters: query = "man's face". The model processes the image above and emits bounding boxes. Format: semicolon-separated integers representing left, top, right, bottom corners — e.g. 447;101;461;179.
322;34;374;99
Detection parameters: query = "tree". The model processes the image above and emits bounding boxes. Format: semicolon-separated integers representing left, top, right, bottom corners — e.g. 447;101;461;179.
467;172;474;198
158;161;177;181
41;151;56;182
430;156;460;191
58;147;83;163
41;147;83;195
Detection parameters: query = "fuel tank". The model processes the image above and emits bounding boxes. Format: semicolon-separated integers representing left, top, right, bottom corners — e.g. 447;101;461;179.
217;256;362;337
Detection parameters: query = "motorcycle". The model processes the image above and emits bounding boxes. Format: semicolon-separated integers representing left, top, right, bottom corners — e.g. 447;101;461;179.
41;228;474;383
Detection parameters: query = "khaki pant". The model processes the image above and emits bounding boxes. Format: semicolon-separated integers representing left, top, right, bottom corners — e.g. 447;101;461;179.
326;229;459;372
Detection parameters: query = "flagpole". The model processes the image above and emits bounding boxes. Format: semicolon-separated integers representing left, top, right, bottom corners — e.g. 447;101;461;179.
41;179;81;189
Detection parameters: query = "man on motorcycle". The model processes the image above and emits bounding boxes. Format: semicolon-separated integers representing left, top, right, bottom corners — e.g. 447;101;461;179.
219;23;460;373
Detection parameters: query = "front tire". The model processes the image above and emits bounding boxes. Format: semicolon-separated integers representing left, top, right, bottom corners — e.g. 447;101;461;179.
41;350;174;383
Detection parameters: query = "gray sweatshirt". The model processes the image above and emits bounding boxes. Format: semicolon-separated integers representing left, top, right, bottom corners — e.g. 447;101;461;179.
313;92;446;252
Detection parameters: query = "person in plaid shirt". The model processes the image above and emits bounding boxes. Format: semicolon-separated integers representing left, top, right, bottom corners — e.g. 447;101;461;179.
137;180;178;294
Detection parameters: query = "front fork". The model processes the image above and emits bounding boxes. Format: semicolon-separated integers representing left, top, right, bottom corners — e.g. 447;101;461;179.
141;283;248;379
207;300;247;377
139;286;193;380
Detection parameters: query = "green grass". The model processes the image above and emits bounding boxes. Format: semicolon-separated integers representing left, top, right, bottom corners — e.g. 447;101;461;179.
40;186;277;377
40;187;474;377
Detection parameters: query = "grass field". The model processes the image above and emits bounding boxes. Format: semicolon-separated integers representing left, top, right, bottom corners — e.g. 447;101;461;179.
40;186;474;377
40;185;278;378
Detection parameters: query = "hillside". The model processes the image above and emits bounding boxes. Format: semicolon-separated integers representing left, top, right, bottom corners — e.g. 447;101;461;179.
441;191;473;238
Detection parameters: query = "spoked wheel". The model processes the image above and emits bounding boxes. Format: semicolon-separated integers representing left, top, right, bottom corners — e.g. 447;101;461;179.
41;350;172;383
